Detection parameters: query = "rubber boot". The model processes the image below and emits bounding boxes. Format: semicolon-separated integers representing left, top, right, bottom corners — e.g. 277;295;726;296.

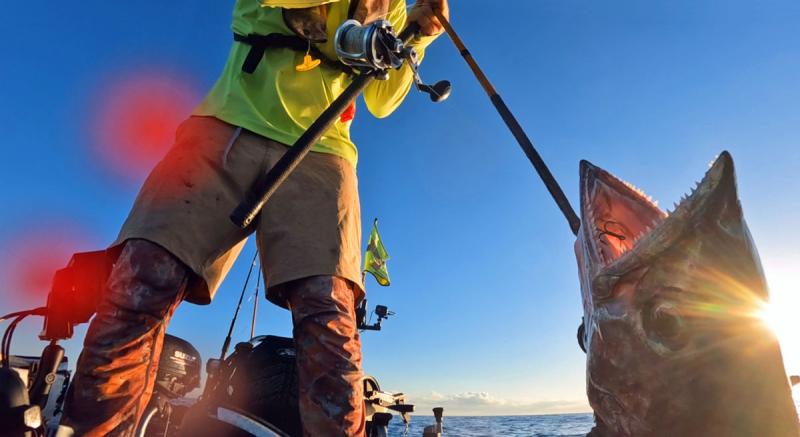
60;239;188;437
285;275;365;437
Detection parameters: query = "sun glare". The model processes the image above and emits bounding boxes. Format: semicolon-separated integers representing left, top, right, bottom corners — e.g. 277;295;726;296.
757;303;782;338
758;275;800;374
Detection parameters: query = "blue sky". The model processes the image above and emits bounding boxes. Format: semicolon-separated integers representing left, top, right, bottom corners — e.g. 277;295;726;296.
2;0;800;416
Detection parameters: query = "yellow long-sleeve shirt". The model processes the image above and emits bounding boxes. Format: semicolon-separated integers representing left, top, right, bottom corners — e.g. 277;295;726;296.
193;0;435;167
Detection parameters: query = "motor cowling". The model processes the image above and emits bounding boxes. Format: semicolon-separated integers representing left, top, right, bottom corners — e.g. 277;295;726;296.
223;336;302;437
156;334;201;398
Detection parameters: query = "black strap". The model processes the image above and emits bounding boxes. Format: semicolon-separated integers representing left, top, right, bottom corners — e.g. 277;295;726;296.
233;33;354;76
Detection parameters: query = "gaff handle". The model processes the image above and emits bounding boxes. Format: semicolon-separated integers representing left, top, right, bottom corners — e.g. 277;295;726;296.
230;23;420;229
432;10;581;236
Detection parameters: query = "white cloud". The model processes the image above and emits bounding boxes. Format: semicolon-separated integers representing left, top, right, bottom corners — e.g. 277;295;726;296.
407;391;592;416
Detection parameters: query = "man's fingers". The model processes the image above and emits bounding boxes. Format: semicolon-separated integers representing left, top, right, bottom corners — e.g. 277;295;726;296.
417;13;432;28
416;0;450;34
416;4;444;36
417;14;434;35
410;0;448;36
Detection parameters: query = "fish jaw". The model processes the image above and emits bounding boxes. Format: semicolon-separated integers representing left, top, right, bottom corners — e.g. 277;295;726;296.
575;152;799;436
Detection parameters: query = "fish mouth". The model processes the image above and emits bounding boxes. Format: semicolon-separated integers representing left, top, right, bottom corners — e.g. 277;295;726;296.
579;151;736;277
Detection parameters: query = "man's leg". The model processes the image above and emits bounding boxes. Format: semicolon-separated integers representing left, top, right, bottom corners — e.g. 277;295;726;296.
285;275;365;437
61;239;188;436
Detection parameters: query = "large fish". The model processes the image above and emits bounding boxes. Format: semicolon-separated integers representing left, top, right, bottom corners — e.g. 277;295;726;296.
574;151;799;436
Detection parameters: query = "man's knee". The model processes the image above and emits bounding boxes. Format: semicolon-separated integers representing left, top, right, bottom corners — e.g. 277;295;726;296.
284;276;362;373
112;239;187;291
103;239;188;316
284;275;358;325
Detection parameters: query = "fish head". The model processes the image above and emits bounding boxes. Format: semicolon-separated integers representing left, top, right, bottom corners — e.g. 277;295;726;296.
575;152;798;436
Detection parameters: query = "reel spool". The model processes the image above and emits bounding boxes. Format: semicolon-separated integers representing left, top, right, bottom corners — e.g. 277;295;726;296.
334;19;404;72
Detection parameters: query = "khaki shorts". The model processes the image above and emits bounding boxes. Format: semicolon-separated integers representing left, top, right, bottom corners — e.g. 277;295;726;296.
113;116;363;307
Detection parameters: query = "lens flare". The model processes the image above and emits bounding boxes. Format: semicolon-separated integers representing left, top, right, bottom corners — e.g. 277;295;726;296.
88;70;200;182
0;223;94;308
757;275;800;373
756;302;779;334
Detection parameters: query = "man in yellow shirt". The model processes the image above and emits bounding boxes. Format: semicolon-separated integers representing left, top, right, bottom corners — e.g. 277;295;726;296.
60;0;449;435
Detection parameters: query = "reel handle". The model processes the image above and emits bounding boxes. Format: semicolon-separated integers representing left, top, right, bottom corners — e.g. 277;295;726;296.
419;80;452;103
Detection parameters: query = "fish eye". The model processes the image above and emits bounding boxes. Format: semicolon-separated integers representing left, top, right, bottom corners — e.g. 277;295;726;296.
591;275;619;299
643;301;686;350
651;307;681;338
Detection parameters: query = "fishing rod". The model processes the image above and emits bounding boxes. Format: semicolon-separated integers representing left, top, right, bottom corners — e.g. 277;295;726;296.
250;268;261;340
433;11;581;236
219;250;259;362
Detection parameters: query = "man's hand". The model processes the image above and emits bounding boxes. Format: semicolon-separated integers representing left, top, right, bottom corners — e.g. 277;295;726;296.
408;0;450;36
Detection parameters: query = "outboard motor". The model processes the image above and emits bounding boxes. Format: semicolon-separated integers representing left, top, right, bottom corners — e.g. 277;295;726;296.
183;335;415;437
207;336;302;437
178;335;296;437
137;334;201;437
156;334;201;398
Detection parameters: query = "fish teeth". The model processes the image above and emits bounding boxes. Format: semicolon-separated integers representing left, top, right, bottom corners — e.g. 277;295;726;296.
593;319;603;341
621;179;651;200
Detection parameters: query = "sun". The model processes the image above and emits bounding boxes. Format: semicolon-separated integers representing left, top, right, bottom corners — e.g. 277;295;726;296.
758;302;791;343
757;274;800;375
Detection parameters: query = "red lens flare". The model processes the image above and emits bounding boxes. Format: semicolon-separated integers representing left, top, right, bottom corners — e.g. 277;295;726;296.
89;71;200;182
0;224;94;308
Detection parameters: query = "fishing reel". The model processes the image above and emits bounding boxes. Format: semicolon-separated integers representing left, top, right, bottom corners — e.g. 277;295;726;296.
335;19;404;73
334;19;451;102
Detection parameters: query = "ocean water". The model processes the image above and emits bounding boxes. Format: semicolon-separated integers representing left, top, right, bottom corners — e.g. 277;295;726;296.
388;413;595;437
